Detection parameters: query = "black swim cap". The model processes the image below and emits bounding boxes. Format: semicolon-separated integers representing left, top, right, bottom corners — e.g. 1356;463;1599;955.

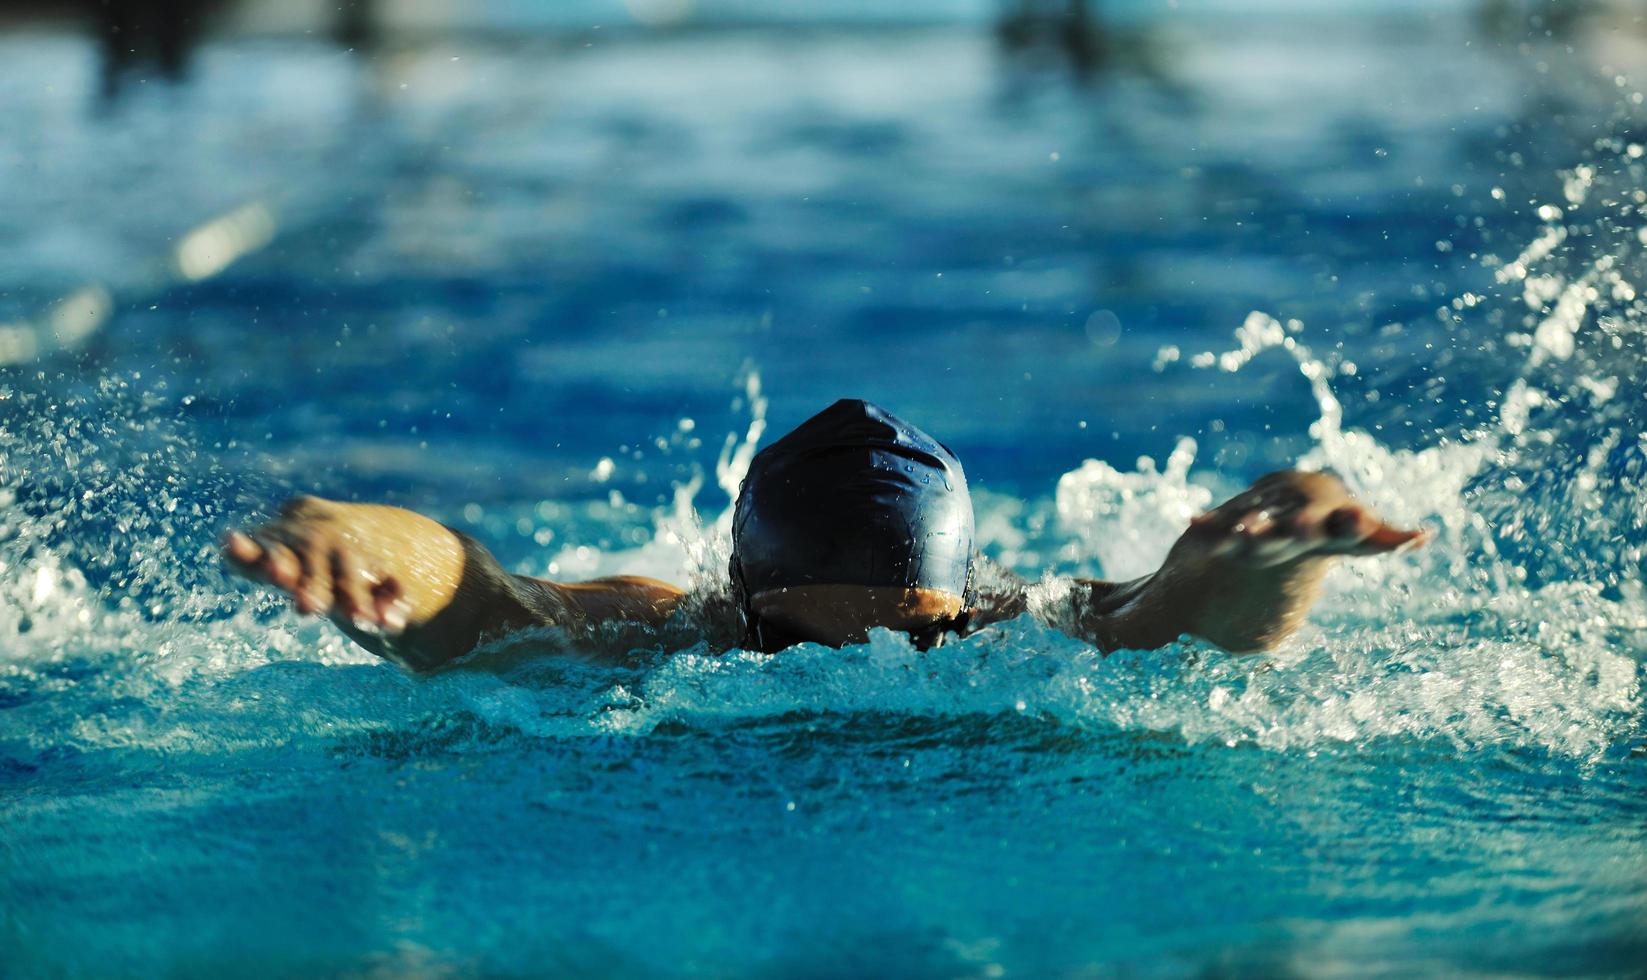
730;399;974;609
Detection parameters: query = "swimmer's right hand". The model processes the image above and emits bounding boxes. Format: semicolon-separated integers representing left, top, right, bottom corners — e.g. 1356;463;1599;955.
222;495;460;635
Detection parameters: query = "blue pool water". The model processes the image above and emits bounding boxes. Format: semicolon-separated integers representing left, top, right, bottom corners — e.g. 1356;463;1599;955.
3;7;1646;976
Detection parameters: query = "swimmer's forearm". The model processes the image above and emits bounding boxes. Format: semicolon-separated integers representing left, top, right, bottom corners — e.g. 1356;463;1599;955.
369;566;686;669
225;497;685;671
341;535;563;670
1060;470;1424;655
1059;574;1175;652
973;565;1184;649
1068;558;1330;654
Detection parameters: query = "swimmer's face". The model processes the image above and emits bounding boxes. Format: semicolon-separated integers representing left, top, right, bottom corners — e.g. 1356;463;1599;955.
749;584;966;649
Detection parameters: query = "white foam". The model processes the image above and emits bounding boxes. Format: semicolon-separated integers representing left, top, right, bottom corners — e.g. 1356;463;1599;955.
6;147;1647;766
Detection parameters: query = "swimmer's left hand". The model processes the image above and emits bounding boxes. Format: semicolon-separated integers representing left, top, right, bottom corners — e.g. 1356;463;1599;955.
1184;470;1428;568
1072;470;1427;655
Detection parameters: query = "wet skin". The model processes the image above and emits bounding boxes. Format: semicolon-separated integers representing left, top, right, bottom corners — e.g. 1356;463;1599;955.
1068;470;1426;653
750;586;968;648
223;470;1425;669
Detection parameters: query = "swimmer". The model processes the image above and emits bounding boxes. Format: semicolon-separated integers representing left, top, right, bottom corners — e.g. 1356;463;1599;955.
223;399;1426;670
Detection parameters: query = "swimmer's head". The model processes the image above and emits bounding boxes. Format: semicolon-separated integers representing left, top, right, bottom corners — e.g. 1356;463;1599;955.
730;399;974;652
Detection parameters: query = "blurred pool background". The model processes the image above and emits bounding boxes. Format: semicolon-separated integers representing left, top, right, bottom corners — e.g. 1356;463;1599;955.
3;1;1646;976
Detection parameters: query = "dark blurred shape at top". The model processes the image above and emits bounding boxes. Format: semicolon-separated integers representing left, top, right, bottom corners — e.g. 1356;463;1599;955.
90;0;208;96
996;0;1108;77
1478;0;1603;39
61;0;376;99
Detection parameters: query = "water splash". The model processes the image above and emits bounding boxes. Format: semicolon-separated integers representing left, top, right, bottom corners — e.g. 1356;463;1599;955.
1031;139;1647;762
5;142;1647;770
1053;436;1208;581
3;340;1641;770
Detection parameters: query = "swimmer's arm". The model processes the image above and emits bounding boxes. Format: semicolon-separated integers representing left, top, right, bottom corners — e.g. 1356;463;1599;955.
965;565;1161;643
961;554;1038;630
1054;471;1426;654
223;496;685;670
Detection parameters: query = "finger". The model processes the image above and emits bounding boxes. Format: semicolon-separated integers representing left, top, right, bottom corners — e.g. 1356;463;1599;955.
330;546;374;624
221;532;269;581
1233;509;1273;537
1235;510;1301;565
1249;533;1314;567
1324;506;1370;542
1288;500;1339;542
1320;505;1427;556
257;537;304;592
295;540;332;616
371;578;410;634
1346;523;1429;555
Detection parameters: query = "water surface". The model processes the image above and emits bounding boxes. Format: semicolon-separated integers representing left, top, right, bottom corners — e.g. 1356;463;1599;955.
2;10;1645;977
